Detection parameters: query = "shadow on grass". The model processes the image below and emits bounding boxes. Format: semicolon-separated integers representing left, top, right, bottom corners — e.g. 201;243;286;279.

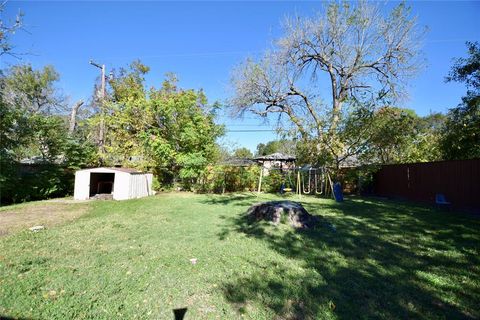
200;193;259;207
216;195;480;319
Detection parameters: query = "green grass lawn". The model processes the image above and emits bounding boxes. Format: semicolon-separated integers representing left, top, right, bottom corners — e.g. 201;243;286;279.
1;193;479;319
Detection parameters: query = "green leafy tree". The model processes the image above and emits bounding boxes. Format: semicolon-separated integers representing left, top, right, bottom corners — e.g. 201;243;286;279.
404;112;445;162
344;106;445;165
233;147;253;158
441;42;480;160
3;64;65;113
1;64;95;203
144;78;224;188
97;62;224;188
255;140;296;157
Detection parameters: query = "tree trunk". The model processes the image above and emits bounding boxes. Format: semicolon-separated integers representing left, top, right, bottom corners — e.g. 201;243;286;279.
69;100;84;134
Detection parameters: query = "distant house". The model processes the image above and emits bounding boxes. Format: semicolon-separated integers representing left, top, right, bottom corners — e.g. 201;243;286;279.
253;153;296;173
74;167;153;201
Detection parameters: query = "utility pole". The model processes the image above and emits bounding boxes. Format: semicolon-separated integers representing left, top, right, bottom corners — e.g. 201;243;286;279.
89;60;105;98
89;60;107;158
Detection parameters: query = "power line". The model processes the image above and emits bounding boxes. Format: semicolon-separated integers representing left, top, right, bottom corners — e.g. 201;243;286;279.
226;129;277;132
220;124;273;127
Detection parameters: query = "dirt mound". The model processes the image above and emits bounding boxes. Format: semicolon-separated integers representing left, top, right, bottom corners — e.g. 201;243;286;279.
246;200;320;229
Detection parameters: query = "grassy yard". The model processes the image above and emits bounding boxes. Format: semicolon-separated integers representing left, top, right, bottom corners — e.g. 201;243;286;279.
0;193;479;319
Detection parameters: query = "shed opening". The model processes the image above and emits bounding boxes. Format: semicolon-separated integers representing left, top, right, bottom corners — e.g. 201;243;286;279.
90;173;115;196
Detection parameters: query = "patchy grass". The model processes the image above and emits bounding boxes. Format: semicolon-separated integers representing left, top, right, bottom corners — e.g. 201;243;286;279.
0;200;90;237
0;193;479;319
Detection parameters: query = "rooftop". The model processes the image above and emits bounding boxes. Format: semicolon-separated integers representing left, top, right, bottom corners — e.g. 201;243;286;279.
253;153;296;161
78;167;142;174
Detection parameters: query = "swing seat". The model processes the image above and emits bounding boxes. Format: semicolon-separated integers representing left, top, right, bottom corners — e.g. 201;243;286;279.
435;193;451;210
283;187;292;192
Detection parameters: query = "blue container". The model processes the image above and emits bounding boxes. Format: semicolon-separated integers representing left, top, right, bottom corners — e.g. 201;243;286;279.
333;182;344;202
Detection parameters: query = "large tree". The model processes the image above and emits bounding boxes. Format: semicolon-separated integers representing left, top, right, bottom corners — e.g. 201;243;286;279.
2;64;65;114
96;62;224;188
0;64;95;203
441;41;480;160
1;64;67;160
231;1;424;168
354;107;445;164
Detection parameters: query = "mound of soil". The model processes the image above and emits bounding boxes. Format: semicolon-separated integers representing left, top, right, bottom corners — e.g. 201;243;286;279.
246;200;320;229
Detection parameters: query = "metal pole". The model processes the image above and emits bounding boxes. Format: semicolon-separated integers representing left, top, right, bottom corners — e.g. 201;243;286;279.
257;167;263;195
297;170;301;199
99;64;106;154
90;60;107;158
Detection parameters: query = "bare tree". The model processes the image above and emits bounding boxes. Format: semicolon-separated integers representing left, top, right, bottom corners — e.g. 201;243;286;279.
231;1;424;167
69;100;84;134
0;2;24;58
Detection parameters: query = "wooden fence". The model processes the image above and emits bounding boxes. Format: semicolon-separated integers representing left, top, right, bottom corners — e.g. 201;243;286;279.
374;158;480;213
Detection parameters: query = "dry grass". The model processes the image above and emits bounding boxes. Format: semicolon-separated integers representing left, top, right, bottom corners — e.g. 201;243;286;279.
0;201;90;236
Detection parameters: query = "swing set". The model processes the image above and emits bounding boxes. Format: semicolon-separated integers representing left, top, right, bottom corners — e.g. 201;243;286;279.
256;165;336;199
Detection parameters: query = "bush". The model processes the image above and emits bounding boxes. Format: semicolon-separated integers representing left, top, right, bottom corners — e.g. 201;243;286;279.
0;162;73;204
261;170;284;193
337;165;380;195
197;165;260;193
151;176;161;191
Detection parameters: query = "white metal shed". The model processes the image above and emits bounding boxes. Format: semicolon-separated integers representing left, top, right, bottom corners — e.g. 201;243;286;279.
74;167;153;200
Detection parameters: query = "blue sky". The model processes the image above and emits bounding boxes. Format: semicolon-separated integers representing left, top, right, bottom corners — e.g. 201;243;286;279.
2;1;479;152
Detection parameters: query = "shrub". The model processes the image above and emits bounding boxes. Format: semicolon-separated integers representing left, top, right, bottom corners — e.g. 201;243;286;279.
0;163;73;204
337;165;380;195
261;170;284;193
197;165;260;193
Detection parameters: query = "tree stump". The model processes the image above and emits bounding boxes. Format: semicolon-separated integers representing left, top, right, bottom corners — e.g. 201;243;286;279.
246;201;320;229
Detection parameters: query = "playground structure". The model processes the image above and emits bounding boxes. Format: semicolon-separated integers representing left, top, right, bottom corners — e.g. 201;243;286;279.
257;166;337;199
197;158;342;201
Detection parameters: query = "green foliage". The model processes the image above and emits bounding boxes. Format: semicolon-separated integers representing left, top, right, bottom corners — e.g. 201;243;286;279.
63;139;97;170
146;85;224;182
255;140;295;157
1;64;95;203
262;170;284;193
151;176;161;191
363;107;420;163
3;64;63;113
1;64;67;162
109;60;150;103
441;97;480;160
198;165;260;193
338;165;381;195
345;106;445;165
0;163;73;204
441;42;480;160
446;41;480;90
233;147;253;158
98;65;224;189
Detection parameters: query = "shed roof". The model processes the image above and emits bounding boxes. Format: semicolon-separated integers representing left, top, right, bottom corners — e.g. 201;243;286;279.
77;167;142;174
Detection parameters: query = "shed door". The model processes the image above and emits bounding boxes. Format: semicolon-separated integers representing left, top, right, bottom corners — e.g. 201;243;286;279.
74;171;91;200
